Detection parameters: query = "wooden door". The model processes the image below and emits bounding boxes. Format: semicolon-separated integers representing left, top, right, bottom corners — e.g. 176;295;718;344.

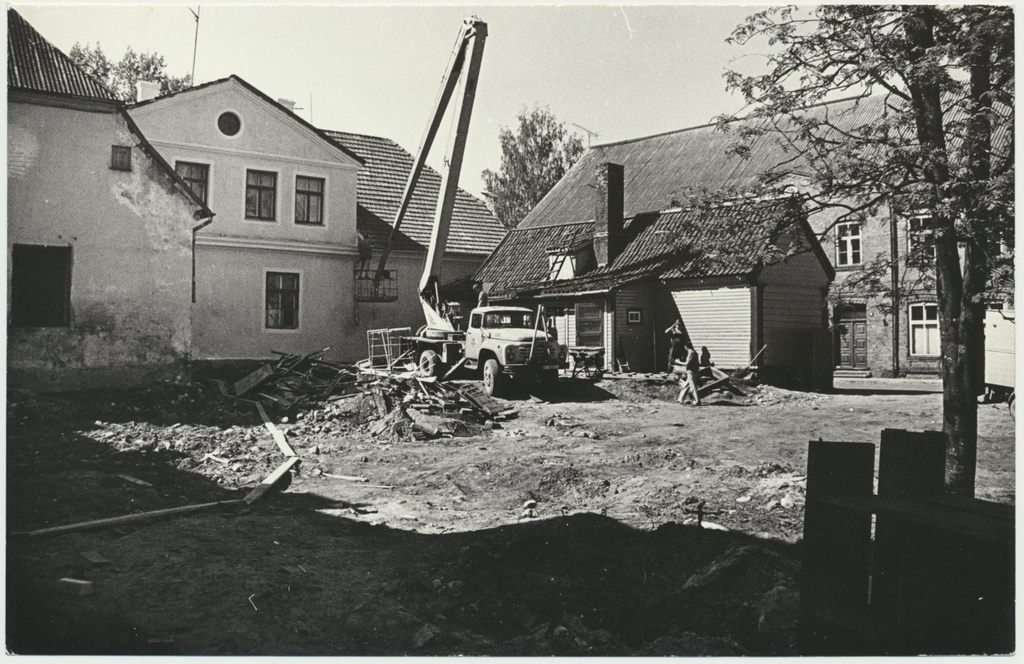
837;319;868;369
575;302;604;347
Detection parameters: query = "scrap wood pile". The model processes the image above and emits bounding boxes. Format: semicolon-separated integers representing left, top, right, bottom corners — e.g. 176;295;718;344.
218;348;517;443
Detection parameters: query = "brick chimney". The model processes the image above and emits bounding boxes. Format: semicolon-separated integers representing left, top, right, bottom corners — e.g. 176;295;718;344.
594;162;624;267
135;80;161;102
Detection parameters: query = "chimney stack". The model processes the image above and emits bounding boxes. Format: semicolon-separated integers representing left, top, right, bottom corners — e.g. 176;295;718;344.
277;98;296;113
135;80;161;102
594;162;624;267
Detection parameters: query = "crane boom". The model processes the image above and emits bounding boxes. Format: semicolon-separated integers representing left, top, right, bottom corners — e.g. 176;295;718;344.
371;18;487;331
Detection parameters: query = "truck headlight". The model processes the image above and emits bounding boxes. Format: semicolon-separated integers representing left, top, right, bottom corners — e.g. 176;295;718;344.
504;345;517;363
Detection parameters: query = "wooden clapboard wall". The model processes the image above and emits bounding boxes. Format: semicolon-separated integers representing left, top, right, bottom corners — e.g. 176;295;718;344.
670;285;754;369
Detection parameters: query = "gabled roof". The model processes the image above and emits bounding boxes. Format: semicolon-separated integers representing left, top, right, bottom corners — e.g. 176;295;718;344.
7;8;117;101
478;198;828;299
519;96;884;230
130;75;365;166
325;130;506;257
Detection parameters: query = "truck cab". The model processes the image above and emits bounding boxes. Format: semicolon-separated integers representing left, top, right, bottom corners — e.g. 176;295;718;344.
463;306;568;395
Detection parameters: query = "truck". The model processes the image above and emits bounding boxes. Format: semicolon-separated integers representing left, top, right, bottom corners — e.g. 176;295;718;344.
366;17;567;396
408;305;567;396
984;308;1015;416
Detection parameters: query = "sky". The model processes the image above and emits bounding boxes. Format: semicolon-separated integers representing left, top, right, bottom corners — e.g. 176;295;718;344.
13;3;774;197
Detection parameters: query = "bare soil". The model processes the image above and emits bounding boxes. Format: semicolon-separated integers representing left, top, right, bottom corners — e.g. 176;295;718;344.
6;374;1014;655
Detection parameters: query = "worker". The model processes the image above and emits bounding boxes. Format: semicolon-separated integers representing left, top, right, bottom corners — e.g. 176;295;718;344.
665;319;686;373
677;345;702;406
473;281;488;307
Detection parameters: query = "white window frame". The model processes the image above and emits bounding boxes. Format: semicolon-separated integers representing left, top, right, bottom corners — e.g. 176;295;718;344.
175;159;213;207
908;214;936;260
835;222;862;266
244;167;280;223
909;302;940;356
294;173;329;227
547;253;576;281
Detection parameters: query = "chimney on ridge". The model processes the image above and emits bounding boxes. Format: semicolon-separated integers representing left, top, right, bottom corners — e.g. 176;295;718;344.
594;162;625;268
277;98;296;113
135;80;161;102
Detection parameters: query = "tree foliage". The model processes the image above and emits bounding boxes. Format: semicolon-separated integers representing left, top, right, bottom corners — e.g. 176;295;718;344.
482;106;585;230
723;5;1014;496
69;43;192;103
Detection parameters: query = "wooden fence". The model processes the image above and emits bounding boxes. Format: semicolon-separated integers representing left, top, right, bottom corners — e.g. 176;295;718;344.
799;429;1014;655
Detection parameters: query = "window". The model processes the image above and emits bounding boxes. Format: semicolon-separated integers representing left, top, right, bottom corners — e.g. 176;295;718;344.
627;309;643;325
266;272;299;329
175;161;209;204
11;244;72;327
483;311;535;329
218;112;241;137
470;313;482;329
246;170;277;221
295;176;325;225
908;215;936;263
547;253;575;280
909;303;940;356
110;145;132;171
354;269;398;302
835;222;861;266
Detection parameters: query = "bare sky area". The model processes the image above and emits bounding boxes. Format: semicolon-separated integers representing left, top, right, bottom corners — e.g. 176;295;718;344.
13;3;773;196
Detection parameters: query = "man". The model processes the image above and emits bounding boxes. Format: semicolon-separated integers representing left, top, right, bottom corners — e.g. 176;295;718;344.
676;345;702;406
665;319;686;373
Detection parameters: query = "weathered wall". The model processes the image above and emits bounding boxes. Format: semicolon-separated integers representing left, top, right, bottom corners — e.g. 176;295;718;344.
192;242;360;361
758;249;830;368
7;100;197;390
613;282;656;371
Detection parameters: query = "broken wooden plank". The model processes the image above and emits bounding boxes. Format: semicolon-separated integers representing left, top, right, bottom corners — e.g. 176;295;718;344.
56;578;95;596
233;363;276;397
697;376;733;397
323;473;368;482
255;402;296;457
243;456;300;505
458;384;506;416
116;474;153;487
15;500;245;538
441;356;468;380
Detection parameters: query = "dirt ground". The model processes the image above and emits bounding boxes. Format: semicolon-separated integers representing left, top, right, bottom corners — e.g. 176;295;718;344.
6;372;1015;655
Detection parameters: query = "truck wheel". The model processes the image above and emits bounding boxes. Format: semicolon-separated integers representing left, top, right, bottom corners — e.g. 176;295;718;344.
419;349;440;378
482;359;504;397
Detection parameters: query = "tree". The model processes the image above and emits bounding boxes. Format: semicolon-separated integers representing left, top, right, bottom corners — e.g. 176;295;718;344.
69;43;192;103
723;6;1014;496
482;106;585;230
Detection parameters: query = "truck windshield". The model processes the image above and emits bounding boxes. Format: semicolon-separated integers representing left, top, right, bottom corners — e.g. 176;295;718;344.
483;311;534;329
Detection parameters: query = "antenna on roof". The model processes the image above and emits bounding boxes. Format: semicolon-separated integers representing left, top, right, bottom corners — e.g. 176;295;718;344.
571;122;598;148
189;6;200;86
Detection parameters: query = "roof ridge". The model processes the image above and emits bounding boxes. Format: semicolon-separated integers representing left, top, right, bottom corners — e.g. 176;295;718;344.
591;94;872;149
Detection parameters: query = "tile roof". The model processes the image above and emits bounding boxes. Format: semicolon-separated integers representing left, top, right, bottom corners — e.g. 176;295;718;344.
325;130;506;257
518;96;884;230
7;8;117;101
478;198;816;298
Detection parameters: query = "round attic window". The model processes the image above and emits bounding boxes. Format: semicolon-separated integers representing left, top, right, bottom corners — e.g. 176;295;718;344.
217;112;241;136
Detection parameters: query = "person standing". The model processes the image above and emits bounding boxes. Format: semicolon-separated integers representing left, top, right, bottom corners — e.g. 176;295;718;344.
665;319;686;374
677;345;702;405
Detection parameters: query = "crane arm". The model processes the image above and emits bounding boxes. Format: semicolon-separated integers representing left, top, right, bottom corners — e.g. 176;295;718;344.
372;18;488;302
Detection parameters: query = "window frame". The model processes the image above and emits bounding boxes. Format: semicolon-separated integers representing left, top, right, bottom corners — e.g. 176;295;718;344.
909;302;940;357
110;145;132;171
265;270;300;331
245;169;278;222
626;309;643;325
175;160;211;205
835;221;862;267
908;214;937;262
354;268;398;302
294;174;326;226
11;244;73;328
